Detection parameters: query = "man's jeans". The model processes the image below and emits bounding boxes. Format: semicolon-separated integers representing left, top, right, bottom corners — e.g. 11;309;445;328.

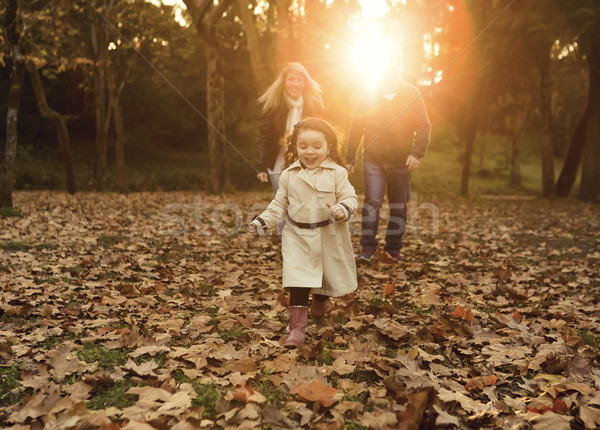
360;160;411;252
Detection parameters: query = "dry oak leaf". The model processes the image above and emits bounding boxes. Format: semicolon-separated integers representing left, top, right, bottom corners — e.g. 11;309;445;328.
123;358;159;376
156;391;193;416
383;282;396;296
433;404;460;426
262;404;298;429
465;374;498;391
529;397;568;414
579;405;600;429
236;314;254;329
121;421;158;430
358;410;398;429
10;390;60;423
450;304;474;323
289;380;340;407
529;410;572;430
437;388;491;414
373;318;411;340
228;385;267;404
396;388;436;430
126;387;172;403
48;344;84;381
224;356;258;373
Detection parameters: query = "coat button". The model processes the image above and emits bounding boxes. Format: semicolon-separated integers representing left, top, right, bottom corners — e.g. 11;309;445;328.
311;196;317;203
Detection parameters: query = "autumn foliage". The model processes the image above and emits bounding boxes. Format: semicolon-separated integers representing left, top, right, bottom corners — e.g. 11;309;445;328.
0;191;599;429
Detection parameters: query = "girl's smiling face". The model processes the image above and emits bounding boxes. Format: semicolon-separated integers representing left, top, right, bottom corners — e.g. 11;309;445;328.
296;129;328;170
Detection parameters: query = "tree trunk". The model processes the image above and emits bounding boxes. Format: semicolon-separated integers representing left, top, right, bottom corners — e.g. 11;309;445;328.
0;0;25;208
26;62;77;194
579;25;600;201
555;104;587;197
182;0;233;194
106;57;128;192
510;133;522;187
236;0;270;90
206;45;225;193
276;0;293;64
460;120;477;197
91;17;109;190
538;52;555;198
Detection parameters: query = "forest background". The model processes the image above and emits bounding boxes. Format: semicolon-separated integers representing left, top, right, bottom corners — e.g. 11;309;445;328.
1;0;599;204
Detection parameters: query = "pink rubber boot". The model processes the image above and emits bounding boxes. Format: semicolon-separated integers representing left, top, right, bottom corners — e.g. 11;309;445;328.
284;306;309;347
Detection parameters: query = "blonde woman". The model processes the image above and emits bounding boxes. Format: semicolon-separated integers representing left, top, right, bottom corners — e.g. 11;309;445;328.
256;63;325;193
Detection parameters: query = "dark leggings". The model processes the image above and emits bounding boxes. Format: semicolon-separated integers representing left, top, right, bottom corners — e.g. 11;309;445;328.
288;287;329;306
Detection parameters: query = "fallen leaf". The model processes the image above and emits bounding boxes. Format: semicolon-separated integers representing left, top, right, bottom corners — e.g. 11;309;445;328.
290;380;339;407
465;375;497;391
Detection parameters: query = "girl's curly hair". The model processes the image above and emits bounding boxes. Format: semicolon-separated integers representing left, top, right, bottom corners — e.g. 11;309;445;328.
284;118;345;168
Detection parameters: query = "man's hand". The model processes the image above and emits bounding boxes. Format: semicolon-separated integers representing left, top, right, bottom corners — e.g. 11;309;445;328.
327;203;346;221
406;155;420;172
257;172;268;183
345;164;355;175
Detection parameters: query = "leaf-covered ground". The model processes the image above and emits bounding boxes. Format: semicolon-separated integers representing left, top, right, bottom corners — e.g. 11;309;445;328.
1;191;599;430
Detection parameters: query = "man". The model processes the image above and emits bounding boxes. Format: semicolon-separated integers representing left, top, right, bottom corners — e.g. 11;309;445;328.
346;52;431;262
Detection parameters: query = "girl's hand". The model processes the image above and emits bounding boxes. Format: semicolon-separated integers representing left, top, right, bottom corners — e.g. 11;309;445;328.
249;219;261;235
257;172;269;183
327;203;345;221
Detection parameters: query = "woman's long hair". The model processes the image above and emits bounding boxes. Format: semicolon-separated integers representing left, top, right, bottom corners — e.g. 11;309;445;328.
257;63;324;114
284;118;345;168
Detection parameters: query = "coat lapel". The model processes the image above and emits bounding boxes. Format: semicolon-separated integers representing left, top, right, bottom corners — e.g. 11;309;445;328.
288;159;338;190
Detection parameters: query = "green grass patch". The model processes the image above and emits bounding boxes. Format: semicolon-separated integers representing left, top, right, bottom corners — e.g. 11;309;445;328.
61;373;81;385
0;365;24;407
345;423;369;430
133;352;168;367
342;391;369;404
97;234;128;248
318;349;335;366
36;331;78;350
198;282;216;295
0;241;58;252
0;207;21;218
67;265;86;277
347;369;381;384
36;242;59;251
203;307;219;316
370;296;385;307
412;306;434;316
577;328;600;348
323;341;347;351
77;344;130;370
0;241;31;252
87;377;139;410
384;348;398;358
109;321;132;330
218;329;246;342
66;294;82;308
171;370;222;418
192;383;222;418
252;379;288;407
333;314;349;325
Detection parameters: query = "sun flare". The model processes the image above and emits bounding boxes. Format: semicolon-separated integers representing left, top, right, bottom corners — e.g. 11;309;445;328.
349;29;398;87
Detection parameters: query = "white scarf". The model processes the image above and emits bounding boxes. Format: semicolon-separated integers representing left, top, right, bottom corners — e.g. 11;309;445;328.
285;94;304;133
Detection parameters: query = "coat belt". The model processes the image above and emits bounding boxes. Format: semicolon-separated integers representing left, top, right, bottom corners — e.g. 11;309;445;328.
286;216;332;229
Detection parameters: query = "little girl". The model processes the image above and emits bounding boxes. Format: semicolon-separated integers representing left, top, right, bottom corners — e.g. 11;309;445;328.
250;118;358;347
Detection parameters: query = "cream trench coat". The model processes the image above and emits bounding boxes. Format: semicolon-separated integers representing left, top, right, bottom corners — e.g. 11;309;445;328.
257;159;358;297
